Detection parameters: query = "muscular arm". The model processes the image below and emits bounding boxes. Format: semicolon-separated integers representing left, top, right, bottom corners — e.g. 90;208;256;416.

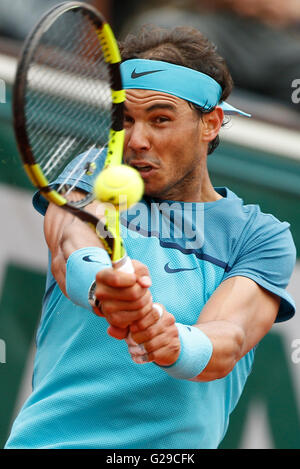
130;275;280;381
193;275;280;381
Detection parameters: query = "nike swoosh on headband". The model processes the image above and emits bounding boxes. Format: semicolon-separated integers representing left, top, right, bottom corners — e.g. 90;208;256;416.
131;68;164;79
164;262;199;274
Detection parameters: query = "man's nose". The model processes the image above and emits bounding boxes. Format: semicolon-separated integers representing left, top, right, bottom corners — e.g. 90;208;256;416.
126;122;151;153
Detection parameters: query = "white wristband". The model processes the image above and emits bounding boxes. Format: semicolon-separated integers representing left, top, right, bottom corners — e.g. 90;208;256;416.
159;323;213;380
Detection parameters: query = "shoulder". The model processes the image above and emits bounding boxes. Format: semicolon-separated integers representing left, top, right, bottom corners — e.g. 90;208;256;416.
213;187;295;250
218;188;296;322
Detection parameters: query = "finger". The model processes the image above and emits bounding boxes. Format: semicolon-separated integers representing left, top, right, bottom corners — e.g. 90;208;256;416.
130;353;151;365
153;303;164;317
126;333;150;364
131;310;175;344
100;294;153;329
144;329;178;354
129;329;180;366
92;304;105;318
147;341;181;367
131;260;150;278
126;304;167;365
132;260;152;288
107;324;129;340
96;281;151;303
130;303;164;333
102;303;154;329
96;268;136;288
102;289;153;314
136;275;152;288
126;338;147;356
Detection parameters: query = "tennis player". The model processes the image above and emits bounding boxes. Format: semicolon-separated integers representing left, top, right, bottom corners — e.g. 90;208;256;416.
5;26;296;449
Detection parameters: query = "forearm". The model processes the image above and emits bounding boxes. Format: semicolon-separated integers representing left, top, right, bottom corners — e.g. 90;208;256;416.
190;321;245;382
130;316;247;382
131;277;279;382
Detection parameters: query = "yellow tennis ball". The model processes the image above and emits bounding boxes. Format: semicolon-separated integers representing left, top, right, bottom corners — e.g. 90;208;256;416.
93;165;144;210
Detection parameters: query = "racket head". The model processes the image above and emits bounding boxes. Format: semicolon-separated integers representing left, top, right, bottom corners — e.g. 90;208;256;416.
13;1;126;258
13;1;125;210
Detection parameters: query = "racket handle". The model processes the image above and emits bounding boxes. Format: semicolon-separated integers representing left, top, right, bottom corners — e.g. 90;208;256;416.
112;255;134;273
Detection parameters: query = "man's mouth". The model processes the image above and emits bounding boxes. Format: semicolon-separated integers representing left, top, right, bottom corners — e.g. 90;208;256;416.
129;161;159;178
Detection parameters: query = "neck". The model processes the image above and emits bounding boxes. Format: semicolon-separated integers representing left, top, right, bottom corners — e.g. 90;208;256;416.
196;165;223;203
161;159;222;203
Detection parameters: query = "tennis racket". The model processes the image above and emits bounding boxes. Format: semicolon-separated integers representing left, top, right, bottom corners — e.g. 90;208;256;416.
13;1;136;273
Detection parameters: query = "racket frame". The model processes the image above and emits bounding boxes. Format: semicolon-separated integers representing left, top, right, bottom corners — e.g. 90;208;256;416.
13;1;127;262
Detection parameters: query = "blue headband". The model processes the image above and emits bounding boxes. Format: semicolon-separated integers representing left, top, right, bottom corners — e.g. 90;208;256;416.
121;59;250;117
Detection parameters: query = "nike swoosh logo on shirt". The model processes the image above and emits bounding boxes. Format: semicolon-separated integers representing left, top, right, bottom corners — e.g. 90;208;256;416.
164;262;199;274
82;255;110;265
131;68;164;79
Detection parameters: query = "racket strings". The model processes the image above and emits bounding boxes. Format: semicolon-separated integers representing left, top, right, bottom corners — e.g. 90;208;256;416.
24;10;112;198
59;144;106;196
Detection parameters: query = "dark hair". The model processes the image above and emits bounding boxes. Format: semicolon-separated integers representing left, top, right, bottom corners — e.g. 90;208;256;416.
119;25;233;154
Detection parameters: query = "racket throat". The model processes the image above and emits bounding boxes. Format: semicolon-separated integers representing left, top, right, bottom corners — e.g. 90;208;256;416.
104;208;125;262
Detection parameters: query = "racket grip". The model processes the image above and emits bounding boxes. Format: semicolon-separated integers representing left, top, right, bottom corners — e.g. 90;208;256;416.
112;255;134;273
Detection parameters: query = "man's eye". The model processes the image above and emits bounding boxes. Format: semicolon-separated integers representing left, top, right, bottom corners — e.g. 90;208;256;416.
124;115;134;124
154;116;169;124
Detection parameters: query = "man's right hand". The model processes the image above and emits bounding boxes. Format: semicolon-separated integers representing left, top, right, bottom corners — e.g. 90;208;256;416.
94;260;162;338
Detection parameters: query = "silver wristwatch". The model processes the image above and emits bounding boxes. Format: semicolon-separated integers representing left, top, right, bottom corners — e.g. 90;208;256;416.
88;280;100;309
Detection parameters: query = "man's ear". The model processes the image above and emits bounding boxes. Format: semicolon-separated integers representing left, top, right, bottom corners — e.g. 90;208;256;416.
201;107;224;143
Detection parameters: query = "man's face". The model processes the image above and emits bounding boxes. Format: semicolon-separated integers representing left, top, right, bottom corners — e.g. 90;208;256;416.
123;89;207;202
